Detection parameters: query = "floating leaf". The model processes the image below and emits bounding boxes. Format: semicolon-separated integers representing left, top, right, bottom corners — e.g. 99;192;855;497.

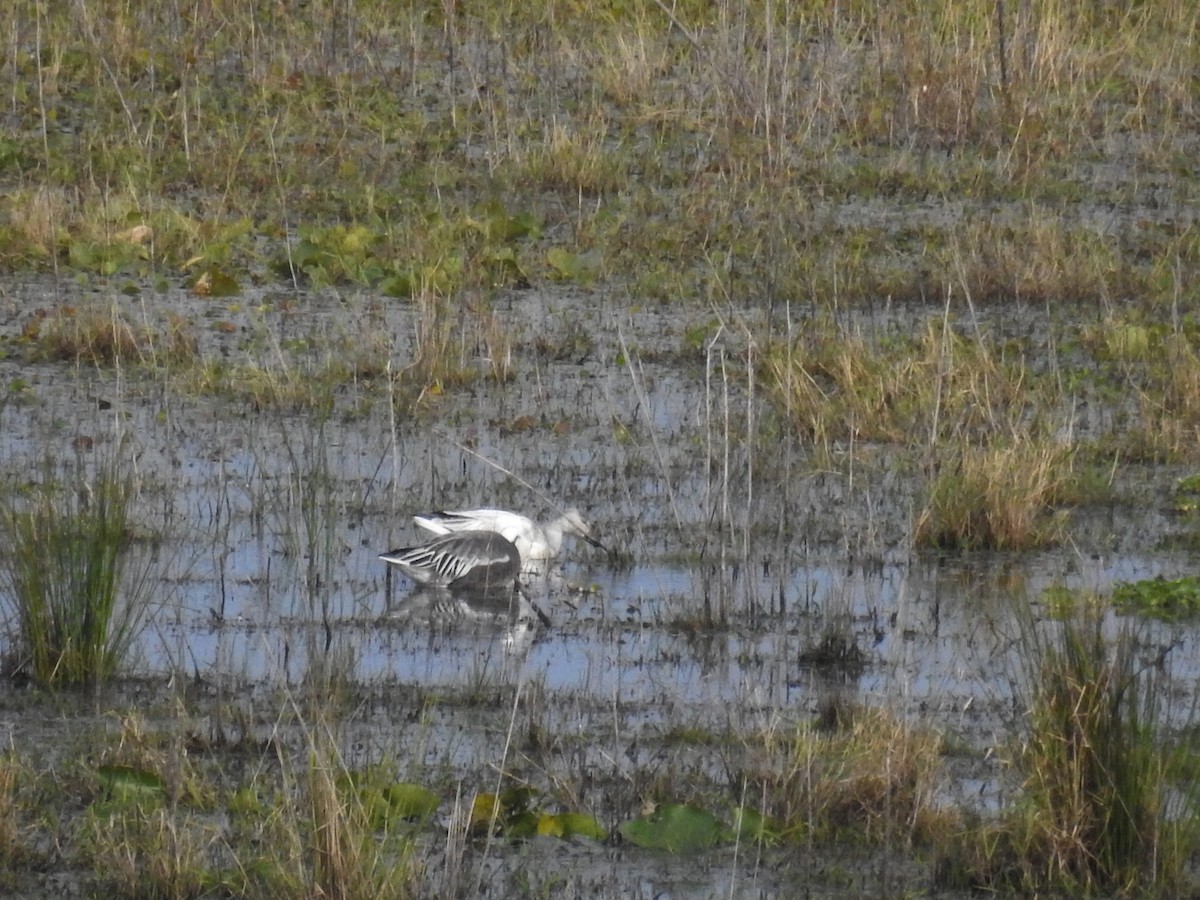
506;809;539;838
729;805;778;845
191;267;242;298
485;204;540;242
96;764;166;803
537;811;607;841
546;247;601;282
536;813;565;838
618;802;726;853
380;782;439;822
485;246;530;288
380;271;416;297
470;786;542;834
470;792;500;832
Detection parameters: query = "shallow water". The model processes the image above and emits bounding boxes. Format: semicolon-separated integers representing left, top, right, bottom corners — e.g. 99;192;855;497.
1;278;1198;895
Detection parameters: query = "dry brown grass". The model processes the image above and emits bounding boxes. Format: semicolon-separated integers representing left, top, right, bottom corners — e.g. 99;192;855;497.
762;316;1025;446
945;214;1128;305
743;705;953;846
81;707;420;899
6;187;72;258
30;303;198;368
89;806;220;899
403;288;513;402
914;439;1074;551
515;115;629;198
0;756;24;868
1135;333;1200;459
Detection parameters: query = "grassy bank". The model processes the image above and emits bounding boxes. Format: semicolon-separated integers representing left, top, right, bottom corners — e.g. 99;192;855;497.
0;1;1195;306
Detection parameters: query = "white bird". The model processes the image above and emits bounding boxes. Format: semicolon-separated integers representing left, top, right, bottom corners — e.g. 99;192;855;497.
379;531;521;592
412;507;605;562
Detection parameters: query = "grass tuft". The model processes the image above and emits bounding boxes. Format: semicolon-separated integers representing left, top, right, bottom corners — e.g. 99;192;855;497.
914;439;1074;551
741;706;951;846
941;603;1194;893
29;303;198;369
0;449;156;687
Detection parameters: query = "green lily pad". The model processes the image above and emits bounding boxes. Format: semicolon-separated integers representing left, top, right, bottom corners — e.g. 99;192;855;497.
618;802;727;852
191;266;242;297
536;811;607;841
470;792;501;832
96;764;166;803
376;782;440;824
485;204;540;242
546;247;601;282
505;809;540;838
729;804;778;845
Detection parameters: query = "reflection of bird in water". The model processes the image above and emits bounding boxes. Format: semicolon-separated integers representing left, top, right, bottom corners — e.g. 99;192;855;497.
383;583;550;655
385;583;549;630
379;531;521;592
412;507;605;566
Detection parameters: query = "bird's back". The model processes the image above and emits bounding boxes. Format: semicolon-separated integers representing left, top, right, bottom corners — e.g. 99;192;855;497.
380;531;521;589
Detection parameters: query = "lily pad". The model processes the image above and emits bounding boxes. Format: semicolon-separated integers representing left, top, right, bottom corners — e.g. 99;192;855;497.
729;804;778;845
536;811;607;841
470;792;501;832
618;802;727;853
96;764;166;803
484;204;540;242
362;782;439;826
546;247;601;282
190;266;242;298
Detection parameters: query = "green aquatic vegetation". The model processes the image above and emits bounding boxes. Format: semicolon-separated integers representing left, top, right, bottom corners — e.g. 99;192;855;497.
533;810;607;841
1112;575;1200;620
470;784;605;842
277;204;539;296
0;0;1189;315
95;764;168;807
337;769;439;828
619;802;725;853
0;453;158;687
1040;583;1106;620
546;247;603;283
288;223;389;288
947;604;1185;894
1173;474;1200;516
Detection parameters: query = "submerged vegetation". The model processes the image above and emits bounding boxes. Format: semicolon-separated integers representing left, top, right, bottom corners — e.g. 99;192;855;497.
0;0;1199;895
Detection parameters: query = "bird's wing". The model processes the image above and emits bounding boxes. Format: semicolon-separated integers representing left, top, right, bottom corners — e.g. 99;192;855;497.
421;509;532;536
412;513;452;534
